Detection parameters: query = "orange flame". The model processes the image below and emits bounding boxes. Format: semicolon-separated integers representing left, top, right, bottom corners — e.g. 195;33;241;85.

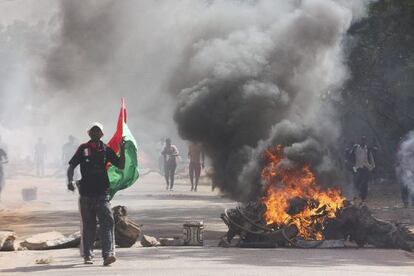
261;145;344;240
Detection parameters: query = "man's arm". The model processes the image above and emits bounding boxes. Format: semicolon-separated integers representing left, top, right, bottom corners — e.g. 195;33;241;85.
66;145;82;191
172;145;179;156
67;164;76;191
368;149;375;169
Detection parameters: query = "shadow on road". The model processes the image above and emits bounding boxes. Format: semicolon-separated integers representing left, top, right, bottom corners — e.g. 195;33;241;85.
116;247;414;268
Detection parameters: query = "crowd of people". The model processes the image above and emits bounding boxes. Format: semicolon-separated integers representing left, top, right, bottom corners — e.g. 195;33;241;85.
1;133;413;207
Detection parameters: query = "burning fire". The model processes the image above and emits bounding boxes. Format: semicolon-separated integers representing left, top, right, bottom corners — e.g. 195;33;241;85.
261;145;344;240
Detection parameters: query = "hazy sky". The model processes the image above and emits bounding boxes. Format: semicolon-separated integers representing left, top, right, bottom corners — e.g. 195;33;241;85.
0;0;58;25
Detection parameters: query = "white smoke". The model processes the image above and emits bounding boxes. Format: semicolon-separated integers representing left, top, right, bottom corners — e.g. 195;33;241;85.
396;131;414;199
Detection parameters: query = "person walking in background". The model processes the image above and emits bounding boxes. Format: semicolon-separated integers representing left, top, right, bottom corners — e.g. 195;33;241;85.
62;135;78;165
162;138;179;191
34;137;47;177
156;137;165;175
188;142;204;192
0;146;8;202
351;136;375;202
62;135;79;178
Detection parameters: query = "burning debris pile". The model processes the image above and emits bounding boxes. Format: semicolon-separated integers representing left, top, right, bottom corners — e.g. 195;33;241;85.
220;145;414;251
261;145;344;240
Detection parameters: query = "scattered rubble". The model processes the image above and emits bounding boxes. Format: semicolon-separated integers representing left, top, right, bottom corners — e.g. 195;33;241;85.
159;237;184;246
35;256;54;264
141;235;160;247
0;231;17;251
20;231;80;250
112;205;142;248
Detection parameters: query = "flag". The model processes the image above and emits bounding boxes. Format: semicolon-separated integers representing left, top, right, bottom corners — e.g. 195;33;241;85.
107;98;139;198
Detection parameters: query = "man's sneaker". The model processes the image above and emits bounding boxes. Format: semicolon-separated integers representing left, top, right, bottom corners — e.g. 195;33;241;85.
103;255;116;266
84;256;94;264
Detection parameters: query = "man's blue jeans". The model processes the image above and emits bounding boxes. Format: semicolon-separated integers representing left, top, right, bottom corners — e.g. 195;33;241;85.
79;195;115;258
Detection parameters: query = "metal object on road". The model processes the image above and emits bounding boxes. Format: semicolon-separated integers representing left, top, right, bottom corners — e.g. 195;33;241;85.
183;221;204;246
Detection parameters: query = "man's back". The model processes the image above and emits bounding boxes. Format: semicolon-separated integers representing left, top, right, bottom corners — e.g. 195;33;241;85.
69;141;120;197
188;143;202;164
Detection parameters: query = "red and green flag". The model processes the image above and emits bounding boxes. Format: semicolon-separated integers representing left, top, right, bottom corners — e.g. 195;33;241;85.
107;99;139;198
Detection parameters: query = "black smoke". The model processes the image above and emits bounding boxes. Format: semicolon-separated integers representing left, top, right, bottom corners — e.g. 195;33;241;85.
174;0;373;201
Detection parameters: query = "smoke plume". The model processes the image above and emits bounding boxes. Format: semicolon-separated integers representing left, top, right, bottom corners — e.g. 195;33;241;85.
396;132;414;201
0;0;372;192
174;0;373;201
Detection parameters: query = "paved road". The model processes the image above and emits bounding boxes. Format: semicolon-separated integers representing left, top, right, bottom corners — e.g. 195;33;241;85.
0;173;413;275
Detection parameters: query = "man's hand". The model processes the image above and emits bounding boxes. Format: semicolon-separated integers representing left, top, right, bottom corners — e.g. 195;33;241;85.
119;137;126;150
67;181;75;191
118;137;126;170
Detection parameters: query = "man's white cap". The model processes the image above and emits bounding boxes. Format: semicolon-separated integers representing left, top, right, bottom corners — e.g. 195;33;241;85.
88;122;104;132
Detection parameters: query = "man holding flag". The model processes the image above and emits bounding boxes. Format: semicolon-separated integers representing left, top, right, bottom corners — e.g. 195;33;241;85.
67;99;139;266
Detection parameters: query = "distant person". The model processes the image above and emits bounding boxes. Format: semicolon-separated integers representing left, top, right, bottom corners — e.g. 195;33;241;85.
0;146;8;201
188;142;204;192
62;135;79;178
62;135;78;165
156;138;165;174
399;172;414;208
351;136;375;202
34;137;47;177
67;122;125;266
0;135;7;155
162;138;179;191
344;141;355;185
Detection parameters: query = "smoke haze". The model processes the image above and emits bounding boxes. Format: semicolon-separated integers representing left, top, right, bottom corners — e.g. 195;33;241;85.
174;0;373;200
0;0;372;197
396;132;414;200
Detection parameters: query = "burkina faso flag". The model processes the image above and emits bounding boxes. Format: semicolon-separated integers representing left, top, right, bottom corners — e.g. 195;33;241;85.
107;98;139;198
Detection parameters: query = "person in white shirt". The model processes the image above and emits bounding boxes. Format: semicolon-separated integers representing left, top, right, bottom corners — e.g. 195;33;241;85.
162;138;179;191
351;136;375;202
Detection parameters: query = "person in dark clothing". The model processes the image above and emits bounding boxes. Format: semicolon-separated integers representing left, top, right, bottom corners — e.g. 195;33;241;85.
67;122;125;266
0;147;8;202
161;138;179;191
